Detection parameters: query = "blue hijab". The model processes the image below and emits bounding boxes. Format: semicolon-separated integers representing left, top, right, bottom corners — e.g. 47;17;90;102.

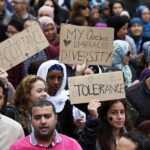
136;5;150;38
129;17;143;53
136;5;147;18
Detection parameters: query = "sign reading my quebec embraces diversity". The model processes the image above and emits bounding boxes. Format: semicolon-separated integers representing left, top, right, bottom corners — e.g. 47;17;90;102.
68;71;125;104
0;23;49;71
59;24;114;66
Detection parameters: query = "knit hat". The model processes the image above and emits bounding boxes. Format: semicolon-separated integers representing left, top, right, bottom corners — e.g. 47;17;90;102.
38;5;54;20
143;41;150;63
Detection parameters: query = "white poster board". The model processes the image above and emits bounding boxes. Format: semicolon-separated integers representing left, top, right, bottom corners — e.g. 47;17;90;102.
68;71;125;104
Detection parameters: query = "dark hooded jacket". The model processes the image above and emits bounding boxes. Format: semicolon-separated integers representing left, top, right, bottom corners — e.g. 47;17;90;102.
126;76;150;125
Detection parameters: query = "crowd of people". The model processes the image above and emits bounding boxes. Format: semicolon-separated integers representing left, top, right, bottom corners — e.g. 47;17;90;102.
0;0;150;149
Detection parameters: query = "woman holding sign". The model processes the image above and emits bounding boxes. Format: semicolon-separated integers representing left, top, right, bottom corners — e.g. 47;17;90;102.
37;59;86;139
78;99;133;150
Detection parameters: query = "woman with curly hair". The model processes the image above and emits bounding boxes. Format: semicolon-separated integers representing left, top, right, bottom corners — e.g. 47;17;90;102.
13;75;47;135
79;99;133;150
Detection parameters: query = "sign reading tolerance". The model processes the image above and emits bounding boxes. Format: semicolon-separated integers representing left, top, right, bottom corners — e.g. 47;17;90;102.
68;71;125;104
59;24;114;66
0;23;49;71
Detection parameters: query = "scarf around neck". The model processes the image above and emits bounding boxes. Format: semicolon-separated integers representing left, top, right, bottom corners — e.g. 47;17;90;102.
37;60;68;112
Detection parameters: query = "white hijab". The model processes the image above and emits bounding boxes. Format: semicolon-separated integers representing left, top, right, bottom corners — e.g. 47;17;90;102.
37;60;68;113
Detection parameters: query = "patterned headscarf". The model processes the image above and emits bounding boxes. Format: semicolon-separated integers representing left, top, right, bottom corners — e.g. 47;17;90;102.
112;40;132;86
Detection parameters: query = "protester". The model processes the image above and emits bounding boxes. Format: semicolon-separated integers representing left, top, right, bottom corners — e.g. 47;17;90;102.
78;99;133;150
136;5;150;38
139;41;150;80
107;15;137;59
39;16;59;59
5;18;24;88
11;0;36;25
129;17;143;54
109;0;124;16
37;59;86;138
126;75;150;125
36;0;69;30
0;79;24;150
0;70;18;121
10;100;82;150
23;19;53;76
69;0;92;26
89;0;101;19
112;40;133;86
5;18;23;38
13;75;47;135
0;68;15;104
99;1;110;22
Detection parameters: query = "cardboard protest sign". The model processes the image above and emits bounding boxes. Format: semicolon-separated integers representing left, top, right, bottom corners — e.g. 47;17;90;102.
0;23;49;71
59;24;114;66
68;71;125;104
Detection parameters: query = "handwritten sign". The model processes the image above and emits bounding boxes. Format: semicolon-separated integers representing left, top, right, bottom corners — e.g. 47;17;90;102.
68;71;125;104
0;23;49;71
59;24;114;65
